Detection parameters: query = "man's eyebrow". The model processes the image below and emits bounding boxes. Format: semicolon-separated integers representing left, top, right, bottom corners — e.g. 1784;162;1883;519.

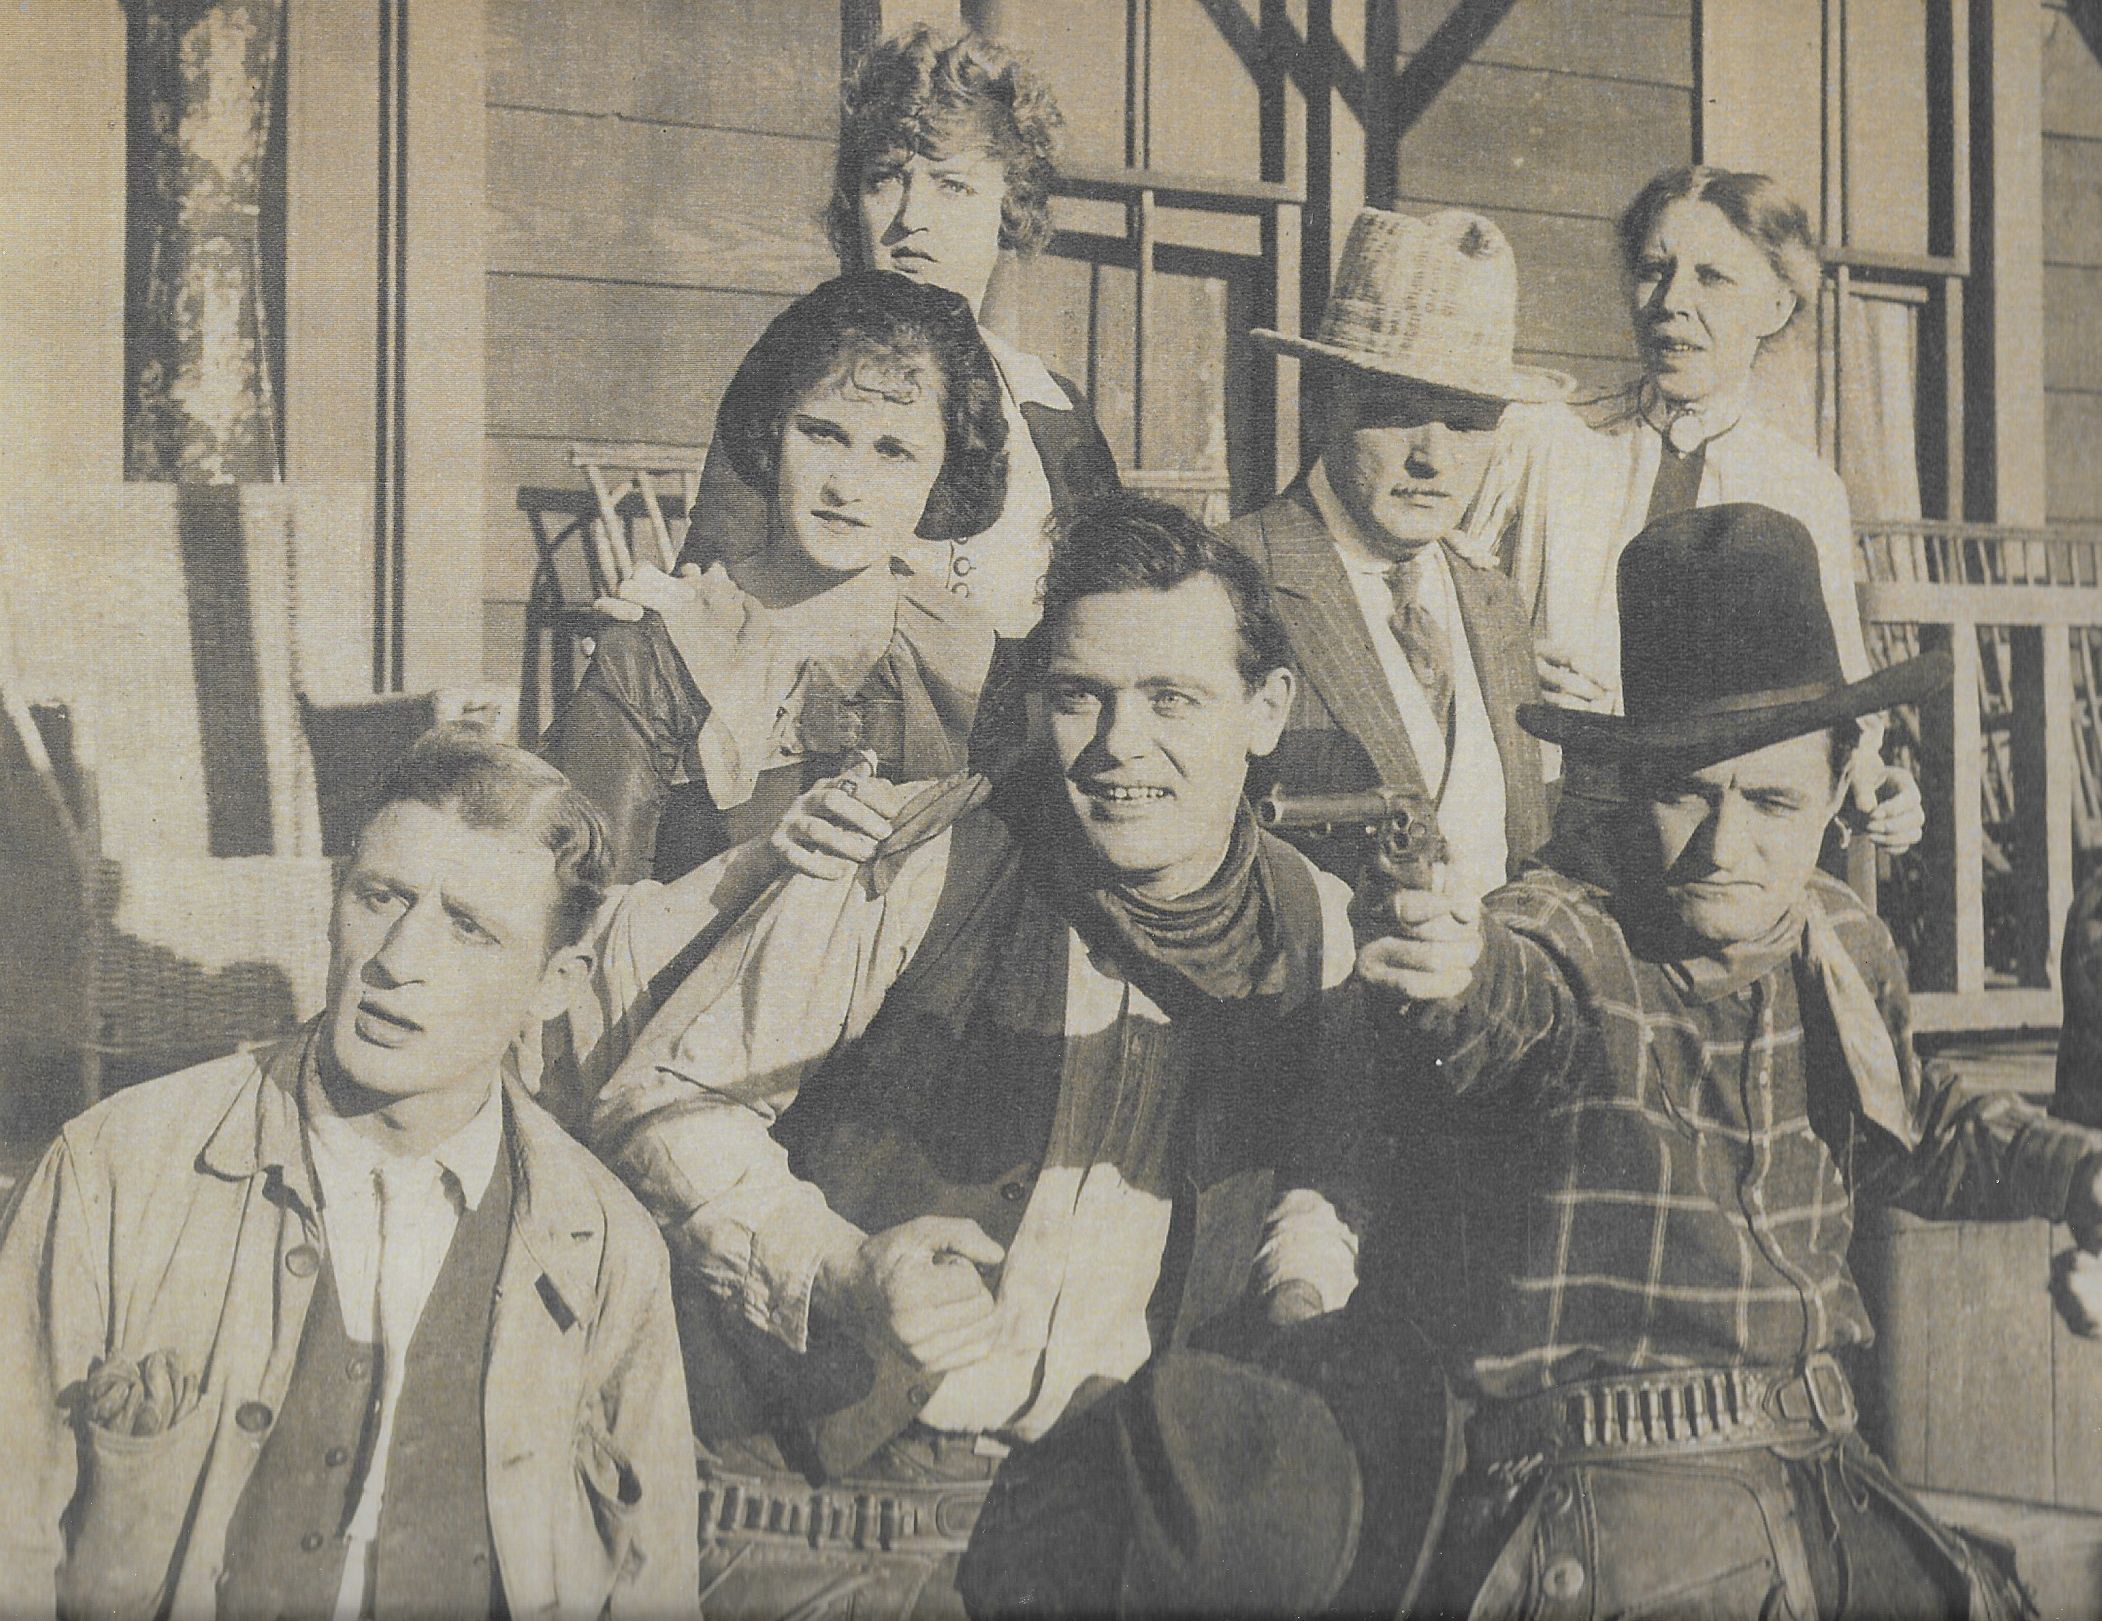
440;892;505;939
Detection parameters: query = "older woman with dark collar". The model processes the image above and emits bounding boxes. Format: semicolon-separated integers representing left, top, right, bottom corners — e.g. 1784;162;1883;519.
671;25;1120;639
1476;166;1923;850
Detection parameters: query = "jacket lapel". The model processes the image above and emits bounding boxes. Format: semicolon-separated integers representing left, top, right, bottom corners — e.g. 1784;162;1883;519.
1448;557;1551;867
1258;485;1429;799
483;1089;604;1618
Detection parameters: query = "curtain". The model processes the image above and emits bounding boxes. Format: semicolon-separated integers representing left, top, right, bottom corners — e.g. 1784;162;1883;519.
125;0;285;484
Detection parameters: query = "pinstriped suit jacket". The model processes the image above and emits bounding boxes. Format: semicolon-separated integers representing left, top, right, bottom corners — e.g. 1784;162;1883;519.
1219;478;1552;877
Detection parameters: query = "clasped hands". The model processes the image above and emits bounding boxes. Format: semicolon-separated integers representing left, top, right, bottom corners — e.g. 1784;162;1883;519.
814;1216;1006;1373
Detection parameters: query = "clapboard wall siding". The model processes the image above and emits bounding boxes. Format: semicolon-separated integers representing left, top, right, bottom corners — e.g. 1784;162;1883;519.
1389;0;1694;383
2044;4;2102;522
487;111;836;295
1392;62;1692;224
481;0;839;698
1396;0;1695;88
487;0;840;137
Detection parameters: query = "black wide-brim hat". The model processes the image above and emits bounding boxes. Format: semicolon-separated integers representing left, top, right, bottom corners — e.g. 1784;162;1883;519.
1519;502;1952;765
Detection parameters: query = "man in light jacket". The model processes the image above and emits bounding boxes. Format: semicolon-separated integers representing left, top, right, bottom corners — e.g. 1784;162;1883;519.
0;729;698;1620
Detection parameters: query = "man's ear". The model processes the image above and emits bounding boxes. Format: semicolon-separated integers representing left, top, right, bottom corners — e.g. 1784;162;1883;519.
1246;667;1296;760
530;944;594;1026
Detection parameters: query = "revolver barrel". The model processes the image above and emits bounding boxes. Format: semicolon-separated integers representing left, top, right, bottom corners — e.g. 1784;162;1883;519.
1255;784;1422;836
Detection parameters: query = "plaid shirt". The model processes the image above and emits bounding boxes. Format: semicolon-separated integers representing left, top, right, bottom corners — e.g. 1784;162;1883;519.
1397;838;2102;1398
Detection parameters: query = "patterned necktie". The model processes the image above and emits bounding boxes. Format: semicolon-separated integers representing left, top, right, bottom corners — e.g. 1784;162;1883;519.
1384;553;1454;727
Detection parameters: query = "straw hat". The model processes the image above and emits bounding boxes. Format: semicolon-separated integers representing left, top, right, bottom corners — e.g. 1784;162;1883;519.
1519;503;1951;764
1252;207;1569;404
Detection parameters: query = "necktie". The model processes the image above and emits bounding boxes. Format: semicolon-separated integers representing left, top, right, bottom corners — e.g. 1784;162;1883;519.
1384;553;1454;727
1645;435;1707;522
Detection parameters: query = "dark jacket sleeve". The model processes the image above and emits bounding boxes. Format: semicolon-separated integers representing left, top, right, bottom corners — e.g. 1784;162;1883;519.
539;617;706;885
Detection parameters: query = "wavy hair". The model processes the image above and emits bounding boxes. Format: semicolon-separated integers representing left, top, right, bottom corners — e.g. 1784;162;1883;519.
359;725;612;953
1029;493;1294;690
827;26;1064;268
715;271;1009;543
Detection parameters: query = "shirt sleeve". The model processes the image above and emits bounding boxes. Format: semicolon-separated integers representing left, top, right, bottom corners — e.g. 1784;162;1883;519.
1258;867;1367;1314
1381;884;1587;1108
0;1135;107;1618
1854;936;2102;1222
587;829;954;1351
562;836;790;1105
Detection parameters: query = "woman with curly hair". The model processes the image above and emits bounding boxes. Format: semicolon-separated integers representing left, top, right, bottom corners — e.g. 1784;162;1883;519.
542;272;1010;881
668;25;1120;639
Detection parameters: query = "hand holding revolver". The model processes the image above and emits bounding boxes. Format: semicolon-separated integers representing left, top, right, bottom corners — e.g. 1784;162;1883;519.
1255;784;1481;1003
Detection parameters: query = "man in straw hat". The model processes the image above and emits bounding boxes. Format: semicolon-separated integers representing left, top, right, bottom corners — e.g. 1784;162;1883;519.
1224;205;1563;1400
1356;501;2102;1618
1225;204;1563;904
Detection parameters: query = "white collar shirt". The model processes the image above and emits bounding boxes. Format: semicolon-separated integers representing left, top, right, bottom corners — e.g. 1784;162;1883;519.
1307;458;1510;901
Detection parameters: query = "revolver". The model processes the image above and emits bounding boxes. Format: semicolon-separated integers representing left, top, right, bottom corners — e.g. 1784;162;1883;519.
1255;782;1449;892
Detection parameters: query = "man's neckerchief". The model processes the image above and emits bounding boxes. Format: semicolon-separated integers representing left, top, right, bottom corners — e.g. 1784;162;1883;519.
995;766;1308;1026
1528;802;1919;1149
870;762;1315;1025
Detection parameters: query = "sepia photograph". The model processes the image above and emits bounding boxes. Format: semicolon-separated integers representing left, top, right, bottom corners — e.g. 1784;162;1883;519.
3;0;2101;1614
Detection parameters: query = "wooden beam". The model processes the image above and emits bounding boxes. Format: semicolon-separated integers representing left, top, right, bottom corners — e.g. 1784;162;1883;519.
1978;0;2048;525
1863;582;2102;624
2009;627;2079;990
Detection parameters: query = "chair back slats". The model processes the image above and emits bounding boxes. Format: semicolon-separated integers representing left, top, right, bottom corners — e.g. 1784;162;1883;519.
568;441;707;590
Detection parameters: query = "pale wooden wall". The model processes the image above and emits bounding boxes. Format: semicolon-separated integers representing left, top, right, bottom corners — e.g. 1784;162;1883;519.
1389;0;1697;402
480;0;842;696
2044;0;2102;524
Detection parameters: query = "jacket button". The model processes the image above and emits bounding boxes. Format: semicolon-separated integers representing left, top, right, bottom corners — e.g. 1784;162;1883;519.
347;1355;370;1381
1541;1557;1585;1599
949;581;972;599
953;556;974;576
285;1244;320;1278
325;1446;349;1468
908;1383;935;1407
1000;1180;1028;1202
301;1531;325;1553
235;1401;274;1434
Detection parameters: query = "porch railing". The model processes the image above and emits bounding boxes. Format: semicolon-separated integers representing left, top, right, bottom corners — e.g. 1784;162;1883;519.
1858;520;2102;1033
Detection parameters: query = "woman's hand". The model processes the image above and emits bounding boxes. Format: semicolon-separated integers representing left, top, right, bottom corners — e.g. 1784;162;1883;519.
594;562;702;623
1849;753;1925;854
1535;640;1616;713
769;754;909;880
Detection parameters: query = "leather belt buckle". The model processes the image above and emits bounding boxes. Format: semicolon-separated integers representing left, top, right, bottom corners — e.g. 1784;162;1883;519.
1803;1356;1853;1432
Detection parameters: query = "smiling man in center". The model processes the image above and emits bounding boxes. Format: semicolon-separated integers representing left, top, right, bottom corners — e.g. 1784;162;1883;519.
585;493;1369;1619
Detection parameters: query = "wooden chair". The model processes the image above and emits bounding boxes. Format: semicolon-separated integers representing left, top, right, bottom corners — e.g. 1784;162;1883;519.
570;440;708;591
515;443;703;744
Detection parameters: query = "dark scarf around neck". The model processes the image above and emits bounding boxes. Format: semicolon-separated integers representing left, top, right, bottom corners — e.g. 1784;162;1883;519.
999;769;1311;1024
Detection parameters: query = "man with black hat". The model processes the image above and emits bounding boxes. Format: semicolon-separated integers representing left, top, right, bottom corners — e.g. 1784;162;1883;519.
1357;502;2102;1618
